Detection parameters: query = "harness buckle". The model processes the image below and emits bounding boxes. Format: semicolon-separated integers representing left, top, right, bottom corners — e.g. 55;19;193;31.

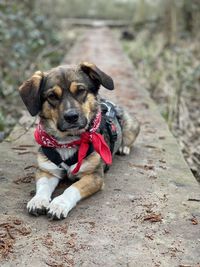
106;119;118;142
59;162;69;171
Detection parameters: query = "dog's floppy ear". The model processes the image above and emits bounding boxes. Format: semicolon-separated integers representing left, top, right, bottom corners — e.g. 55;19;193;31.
80;62;114;90
18;71;44;116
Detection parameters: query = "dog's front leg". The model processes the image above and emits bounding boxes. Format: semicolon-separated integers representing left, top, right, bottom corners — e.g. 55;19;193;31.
27;171;59;216
47;172;103;220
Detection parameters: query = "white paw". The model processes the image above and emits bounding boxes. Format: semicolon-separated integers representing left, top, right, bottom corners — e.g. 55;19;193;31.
47;186;81;220
118;146;130;155
47;196;74;220
27;195;50;216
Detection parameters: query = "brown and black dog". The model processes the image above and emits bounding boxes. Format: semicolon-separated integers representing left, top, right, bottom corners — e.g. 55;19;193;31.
19;62;140;220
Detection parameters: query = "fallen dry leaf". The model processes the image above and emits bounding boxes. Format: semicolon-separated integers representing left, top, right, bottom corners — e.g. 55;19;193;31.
0;218;31;259
190;217;198;225
13;174;34;184
143;213;163;223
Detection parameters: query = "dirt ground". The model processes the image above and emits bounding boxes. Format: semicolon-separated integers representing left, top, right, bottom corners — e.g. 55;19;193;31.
0;28;200;267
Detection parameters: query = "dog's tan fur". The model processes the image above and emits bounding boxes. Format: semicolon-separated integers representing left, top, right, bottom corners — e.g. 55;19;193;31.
19;62;140;220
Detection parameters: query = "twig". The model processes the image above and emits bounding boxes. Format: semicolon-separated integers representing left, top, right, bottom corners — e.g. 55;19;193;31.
188;198;200;202
6;227;15;240
24;165;37;170
19;144;35;148
6;118;36;142
17;151;37;155
12;147;27;151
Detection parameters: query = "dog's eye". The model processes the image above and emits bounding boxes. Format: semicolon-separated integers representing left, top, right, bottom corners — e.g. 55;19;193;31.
77;86;87;95
46;92;60;106
76;86;87;101
76;86;85;94
47;92;59;100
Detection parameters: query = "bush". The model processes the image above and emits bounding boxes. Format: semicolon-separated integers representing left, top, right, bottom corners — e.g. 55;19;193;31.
0;1;67;137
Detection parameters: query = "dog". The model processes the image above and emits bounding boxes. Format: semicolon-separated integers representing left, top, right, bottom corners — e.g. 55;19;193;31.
18;62;140;220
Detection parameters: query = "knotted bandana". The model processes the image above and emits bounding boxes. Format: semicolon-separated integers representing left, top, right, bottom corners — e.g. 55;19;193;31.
34;112;112;174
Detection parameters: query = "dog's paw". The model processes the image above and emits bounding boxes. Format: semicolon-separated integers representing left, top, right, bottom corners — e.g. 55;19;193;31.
27;195;50;216
118;145;130;155
47;196;74;220
47;186;81;220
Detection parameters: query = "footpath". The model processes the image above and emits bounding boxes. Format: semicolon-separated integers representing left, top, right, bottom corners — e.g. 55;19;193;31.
0;28;199;267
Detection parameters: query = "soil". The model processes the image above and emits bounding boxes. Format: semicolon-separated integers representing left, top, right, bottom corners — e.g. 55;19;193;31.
0;27;199;267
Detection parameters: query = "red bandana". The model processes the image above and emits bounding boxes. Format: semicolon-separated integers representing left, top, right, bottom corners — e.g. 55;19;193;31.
34;112;112;174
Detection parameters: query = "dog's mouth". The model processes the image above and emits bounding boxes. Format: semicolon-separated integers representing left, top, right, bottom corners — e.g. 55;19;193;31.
57;118;88;133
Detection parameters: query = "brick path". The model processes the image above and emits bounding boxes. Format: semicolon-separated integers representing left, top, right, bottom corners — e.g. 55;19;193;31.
0;28;199;267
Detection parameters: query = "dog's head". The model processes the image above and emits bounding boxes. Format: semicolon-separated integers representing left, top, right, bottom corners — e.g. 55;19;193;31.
19;62;114;136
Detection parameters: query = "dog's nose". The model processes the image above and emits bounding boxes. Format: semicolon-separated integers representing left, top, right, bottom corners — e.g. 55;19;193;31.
63;109;79;123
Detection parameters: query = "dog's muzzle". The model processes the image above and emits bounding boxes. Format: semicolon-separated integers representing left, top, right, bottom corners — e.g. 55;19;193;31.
57;109;87;132
63;109;79;123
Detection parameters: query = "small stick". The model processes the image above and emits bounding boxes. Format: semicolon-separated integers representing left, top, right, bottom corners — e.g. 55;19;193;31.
12;147;27;151
18;151;37;155
188;198;200;202
19;144;35;148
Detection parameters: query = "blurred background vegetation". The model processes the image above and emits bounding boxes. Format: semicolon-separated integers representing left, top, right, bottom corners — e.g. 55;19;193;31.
0;0;200;179
0;0;76;139
121;0;200;180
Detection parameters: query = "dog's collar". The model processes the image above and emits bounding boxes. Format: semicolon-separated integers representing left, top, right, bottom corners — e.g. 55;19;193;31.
35;111;102;148
34;111;112;174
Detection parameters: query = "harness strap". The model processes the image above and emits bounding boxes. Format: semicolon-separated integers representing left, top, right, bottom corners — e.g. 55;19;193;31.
100;100;118;172
101;100;118;154
106;119;117;154
41;143;94;171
